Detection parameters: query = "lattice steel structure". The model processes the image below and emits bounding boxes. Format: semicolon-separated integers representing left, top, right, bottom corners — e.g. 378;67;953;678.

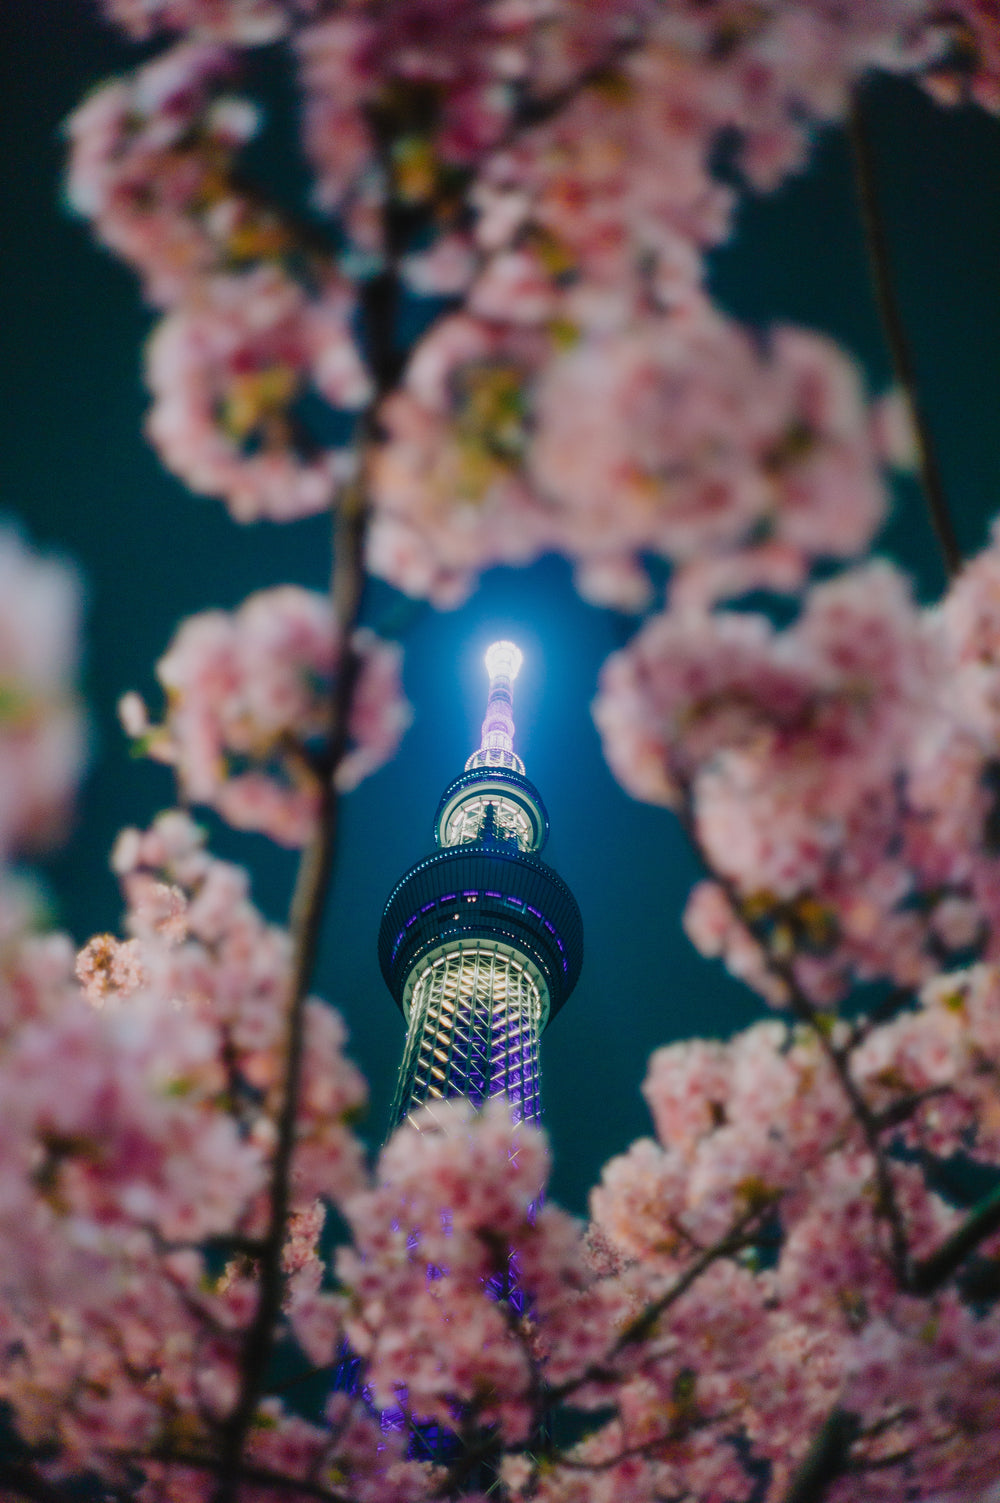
378;642;583;1129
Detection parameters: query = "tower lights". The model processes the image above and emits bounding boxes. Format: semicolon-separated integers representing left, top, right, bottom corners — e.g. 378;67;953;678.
378;641;582;1130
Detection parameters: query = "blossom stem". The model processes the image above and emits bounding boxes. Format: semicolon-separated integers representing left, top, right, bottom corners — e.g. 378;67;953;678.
545;1203;769;1417
211;475;370;1502
848;91;962;580
509;30;643;136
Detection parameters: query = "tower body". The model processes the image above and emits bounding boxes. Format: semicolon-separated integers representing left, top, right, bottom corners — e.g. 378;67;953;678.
378;643;583;1129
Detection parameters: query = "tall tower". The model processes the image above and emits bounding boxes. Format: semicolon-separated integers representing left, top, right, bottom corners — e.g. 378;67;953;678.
378;642;583;1129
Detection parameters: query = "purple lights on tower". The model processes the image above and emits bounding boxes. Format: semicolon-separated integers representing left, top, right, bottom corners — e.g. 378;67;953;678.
378;642;583;1131
478;640;522;757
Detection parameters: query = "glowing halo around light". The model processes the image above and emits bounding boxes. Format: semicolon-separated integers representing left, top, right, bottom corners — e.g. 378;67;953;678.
485;640;523;681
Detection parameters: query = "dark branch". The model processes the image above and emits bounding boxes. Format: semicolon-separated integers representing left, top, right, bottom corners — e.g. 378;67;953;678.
610;1206;765;1355
909;1178;1000;1295
848;91;962;580
211;476;370;1503
780;1407;860;1503
0;1462;76;1503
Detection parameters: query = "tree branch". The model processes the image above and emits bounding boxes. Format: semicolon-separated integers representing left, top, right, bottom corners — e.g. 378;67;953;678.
211;475;370;1503
675;796;913;1287
848;90;962;580
909;1178;1000;1295
545;1203;770;1414
787;989;913;1288
610;1207;765;1357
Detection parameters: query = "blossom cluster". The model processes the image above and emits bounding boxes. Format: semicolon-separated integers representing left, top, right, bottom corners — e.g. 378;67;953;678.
594;526;1000;1011
0;810;426;1499
65;0;998;602
568;990;1000;1503
11;905;1000;1499
120;586;410;844
66;43;372;520
369;303;903;608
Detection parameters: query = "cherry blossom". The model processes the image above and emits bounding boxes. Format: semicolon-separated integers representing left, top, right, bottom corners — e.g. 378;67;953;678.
0;808;386;1495
99;0;293;45
593;563;958;1003
368;303;897;610
530;310;894;607
367;314;552;605
22;1;1000;1498
295;0;533;253
66;42;267;308
121;588;410;843
145;266;370;521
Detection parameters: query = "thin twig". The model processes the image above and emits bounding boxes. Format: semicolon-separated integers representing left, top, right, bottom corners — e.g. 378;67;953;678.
848;90;962;580
544;1203;769;1412
610;1206;765;1355
556;1410;734;1473
501;29;643;141
785;987;913;1288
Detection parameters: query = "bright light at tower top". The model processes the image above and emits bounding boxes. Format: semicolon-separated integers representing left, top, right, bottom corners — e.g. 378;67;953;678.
485;640;523;681
467;640;526;773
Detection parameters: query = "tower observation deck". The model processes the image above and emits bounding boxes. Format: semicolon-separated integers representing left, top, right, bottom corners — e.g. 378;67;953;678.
378;642;583;1129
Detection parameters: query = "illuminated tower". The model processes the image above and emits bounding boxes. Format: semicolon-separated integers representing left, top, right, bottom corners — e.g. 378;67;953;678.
378;642;583;1128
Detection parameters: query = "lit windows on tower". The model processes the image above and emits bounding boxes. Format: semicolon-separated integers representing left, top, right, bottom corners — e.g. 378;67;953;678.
378;642;583;1129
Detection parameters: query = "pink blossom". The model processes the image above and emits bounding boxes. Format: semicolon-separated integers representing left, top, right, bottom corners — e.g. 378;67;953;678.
595;564;943;1002
295;2;532;247
473;41;734;308
367;314;552;605
531;313;889;608
922;0;1000;113
37;3;1000;1494
122;589;410;844
145;266;369;521
370;304;892;610
75;934;145;1007
65;42;266;307
339;1100;577;1437
100;0;292;44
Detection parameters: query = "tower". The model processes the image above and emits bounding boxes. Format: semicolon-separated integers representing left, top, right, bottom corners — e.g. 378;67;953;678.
378;642;583;1129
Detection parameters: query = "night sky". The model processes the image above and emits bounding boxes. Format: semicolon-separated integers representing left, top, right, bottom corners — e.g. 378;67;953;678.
3;2;1000;1215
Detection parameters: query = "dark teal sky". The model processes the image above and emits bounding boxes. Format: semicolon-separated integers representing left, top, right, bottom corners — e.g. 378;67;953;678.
3;1;1000;1213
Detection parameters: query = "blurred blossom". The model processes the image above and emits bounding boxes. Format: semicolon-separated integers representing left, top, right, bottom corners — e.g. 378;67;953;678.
145;266;370;522
26;1;1000;1494
122;588;410;844
0;527;85;865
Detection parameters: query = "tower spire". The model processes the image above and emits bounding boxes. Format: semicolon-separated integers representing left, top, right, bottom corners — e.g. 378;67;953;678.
467;640;525;774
